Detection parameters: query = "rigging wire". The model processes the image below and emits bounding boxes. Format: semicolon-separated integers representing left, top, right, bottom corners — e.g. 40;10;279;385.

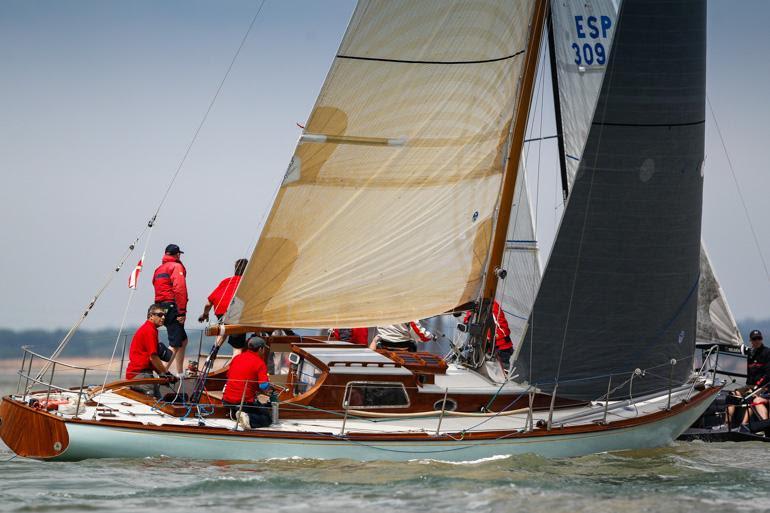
152;0;267;219
706;95;770;284
92;228;157;411
35;0;267;377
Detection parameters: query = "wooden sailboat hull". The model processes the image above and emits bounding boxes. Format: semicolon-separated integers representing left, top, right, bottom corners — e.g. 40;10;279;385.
1;387;718;462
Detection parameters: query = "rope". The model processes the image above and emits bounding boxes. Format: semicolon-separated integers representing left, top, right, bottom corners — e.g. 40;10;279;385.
92;226;157;416
706;96;770;284
34;0;267;374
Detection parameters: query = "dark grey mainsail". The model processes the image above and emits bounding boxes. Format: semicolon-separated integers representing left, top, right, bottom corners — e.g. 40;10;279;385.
516;0;706;400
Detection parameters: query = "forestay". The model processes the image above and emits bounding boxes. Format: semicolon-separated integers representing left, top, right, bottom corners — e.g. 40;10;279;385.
228;1;538;328
517;0;707;400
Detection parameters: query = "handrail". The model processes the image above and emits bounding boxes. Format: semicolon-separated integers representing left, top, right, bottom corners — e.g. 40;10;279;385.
15;370;87;396
20;345;94;371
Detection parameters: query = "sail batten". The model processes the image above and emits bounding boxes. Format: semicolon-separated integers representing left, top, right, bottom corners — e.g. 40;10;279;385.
229;1;540;328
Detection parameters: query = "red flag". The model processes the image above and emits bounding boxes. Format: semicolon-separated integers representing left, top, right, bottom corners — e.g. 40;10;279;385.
128;258;143;289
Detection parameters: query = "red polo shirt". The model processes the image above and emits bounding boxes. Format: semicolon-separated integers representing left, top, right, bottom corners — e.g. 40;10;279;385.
223;350;268;404
126;320;159;379
208;275;242;317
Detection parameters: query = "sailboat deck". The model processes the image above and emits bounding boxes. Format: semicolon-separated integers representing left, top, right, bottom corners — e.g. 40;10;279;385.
15;385;695;437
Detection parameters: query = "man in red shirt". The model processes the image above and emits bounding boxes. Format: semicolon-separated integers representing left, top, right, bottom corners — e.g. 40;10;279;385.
462;300;513;369
152;244;188;376
198;258;248;355
222;336;272;429
126;304;174;396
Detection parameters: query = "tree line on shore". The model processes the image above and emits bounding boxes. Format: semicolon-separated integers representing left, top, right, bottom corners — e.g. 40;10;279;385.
1;319;769;359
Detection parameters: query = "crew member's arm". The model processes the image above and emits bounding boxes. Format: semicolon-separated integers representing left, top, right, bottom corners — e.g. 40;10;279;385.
150;353;167;375
198;300;214;323
410;320;435;342
171;263;188;321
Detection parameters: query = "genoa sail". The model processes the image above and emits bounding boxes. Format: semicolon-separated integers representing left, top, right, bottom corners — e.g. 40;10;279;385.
228;1;542;328
697;245;743;347
517;0;707;400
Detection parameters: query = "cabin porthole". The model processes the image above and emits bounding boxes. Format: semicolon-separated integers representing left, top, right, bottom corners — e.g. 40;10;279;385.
53;441;62;452
433;398;457;412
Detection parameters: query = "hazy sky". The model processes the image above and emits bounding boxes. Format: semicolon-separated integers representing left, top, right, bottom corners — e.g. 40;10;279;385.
0;1;768;332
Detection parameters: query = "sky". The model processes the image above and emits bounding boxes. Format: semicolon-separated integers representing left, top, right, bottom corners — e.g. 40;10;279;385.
0;0;768;332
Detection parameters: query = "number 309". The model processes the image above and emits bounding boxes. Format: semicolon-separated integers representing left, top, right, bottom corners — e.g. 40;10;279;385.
571;42;606;66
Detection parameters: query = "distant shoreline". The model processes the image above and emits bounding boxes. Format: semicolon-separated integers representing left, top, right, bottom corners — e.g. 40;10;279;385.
0;357;118;373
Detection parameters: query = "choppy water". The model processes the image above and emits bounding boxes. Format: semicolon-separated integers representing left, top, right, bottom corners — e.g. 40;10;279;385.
2;372;770;513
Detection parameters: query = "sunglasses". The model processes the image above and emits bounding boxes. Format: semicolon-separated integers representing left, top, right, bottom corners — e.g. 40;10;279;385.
151;312;166;318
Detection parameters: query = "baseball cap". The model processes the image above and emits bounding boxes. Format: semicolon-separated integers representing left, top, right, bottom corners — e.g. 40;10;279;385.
165;244;184;255
247;336;267;351
749;330;763;340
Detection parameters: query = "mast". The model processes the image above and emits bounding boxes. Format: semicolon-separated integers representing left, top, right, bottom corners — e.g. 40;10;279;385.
481;0;549;301
547;7;570;201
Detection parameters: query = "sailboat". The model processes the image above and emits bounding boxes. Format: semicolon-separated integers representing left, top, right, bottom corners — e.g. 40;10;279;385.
0;0;720;461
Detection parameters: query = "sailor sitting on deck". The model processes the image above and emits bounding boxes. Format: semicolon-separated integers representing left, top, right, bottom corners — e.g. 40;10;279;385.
370;321;436;352
222;336;273;429
125;304;176;397
727;330;770;431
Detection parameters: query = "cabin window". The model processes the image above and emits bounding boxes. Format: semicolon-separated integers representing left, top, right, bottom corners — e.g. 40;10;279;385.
295;360;322;395
343;382;410;409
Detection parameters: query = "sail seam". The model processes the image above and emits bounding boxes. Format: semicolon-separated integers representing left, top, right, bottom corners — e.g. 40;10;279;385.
591;120;705;128
335;50;525;65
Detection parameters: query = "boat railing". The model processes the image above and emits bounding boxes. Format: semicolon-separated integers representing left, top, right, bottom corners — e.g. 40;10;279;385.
16;345;94;419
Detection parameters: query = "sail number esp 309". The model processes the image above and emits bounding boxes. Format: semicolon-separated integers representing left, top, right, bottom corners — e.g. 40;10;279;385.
571;15;612;66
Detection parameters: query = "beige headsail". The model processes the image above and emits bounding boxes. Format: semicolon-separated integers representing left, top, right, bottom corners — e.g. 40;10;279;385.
228;1;540;328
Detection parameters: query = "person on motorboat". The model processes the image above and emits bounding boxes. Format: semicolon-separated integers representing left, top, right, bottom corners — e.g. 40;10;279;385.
727;330;770;430
221;336;273;429
198;258;249;355
152;243;189;376
371;320;436;352
125;304;176;397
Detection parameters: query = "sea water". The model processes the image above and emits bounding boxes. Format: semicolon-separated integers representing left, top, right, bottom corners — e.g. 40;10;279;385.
2;372;769;513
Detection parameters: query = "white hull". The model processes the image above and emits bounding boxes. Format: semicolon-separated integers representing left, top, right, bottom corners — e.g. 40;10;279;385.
52;390;714;462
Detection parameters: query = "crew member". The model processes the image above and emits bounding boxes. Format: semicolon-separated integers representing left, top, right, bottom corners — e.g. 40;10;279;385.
152;244;189;376
198;258;248;355
125;304;175;396
728;330;770;430
371;321;435;352
462;300;513;369
222;336;272;429
329;328;369;346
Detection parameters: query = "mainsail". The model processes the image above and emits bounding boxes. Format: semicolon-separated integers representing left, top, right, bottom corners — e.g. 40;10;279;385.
229;1;542;328
517;0;707;400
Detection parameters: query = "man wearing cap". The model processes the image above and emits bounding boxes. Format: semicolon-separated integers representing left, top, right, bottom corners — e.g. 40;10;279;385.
222;336;272;429
727;330;770;430
152;244;189;376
